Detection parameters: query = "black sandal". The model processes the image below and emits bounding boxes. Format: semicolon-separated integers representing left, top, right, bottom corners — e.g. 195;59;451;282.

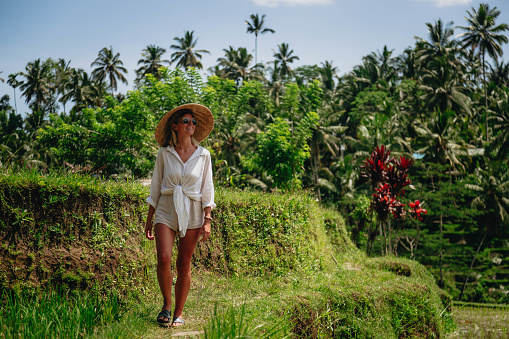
172;316;186;327
157;310;172;326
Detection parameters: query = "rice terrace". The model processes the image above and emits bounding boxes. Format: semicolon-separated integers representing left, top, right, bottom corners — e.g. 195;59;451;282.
1;1;509;338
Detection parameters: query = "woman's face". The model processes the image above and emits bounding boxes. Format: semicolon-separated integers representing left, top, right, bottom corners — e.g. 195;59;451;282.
172;113;195;138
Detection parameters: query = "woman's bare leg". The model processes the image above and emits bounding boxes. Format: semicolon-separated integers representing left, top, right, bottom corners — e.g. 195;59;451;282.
154;223;176;322
173;228;201;320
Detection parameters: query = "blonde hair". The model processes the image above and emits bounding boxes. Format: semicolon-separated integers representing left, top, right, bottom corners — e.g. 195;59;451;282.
164;109;198;148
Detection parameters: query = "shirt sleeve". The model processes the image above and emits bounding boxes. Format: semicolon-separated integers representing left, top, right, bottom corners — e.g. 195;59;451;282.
201;149;216;210
146;149;164;209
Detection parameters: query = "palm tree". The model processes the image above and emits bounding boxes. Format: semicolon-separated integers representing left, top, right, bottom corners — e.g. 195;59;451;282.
245;14;275;65
170;30;210;70
7;73;21;114
414;109;468;172
235;48;256;83
54;58;72;113
459;167;509;299
397;45;422;80
416;20;458;65
350;47;398;93
373;46;398;86
136;44;170;82
0;96;24;162
268;61;283;106
457;3;509;140
461;47;483;86
61;68;95;117
489;87;509;161
489;60;509;88
91;46;128;96
414;20;463;92
309;116;347;198
470;168;509;233
319;60;339;95
273;43;299;79
216;46;238;79
419;57;472;117
19;59;51;113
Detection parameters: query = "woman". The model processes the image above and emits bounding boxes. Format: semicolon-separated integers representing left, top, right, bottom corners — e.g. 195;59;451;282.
144;103;215;327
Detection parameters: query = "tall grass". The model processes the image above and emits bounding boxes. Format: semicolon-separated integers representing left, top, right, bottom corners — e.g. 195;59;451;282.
0;170;454;338
0;289;127;339
202;304;290;339
0;166;148;198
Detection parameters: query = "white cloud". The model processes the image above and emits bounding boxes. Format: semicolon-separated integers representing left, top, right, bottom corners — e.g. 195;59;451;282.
417;0;474;7
252;0;334;7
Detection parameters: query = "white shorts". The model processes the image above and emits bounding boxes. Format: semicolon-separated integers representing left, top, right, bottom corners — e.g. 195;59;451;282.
154;194;204;233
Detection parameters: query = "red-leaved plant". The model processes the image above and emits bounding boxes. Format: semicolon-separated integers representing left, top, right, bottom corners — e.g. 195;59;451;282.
361;145;426;256
409;200;428;221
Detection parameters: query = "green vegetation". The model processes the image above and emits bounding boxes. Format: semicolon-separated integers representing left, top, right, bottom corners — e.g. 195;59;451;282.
448;302;509;338
1;170;454;338
0;169;150;292
0;288;127;338
1;2;509;336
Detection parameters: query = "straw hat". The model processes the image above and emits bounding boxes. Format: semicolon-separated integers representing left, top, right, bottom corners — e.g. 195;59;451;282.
155;103;214;147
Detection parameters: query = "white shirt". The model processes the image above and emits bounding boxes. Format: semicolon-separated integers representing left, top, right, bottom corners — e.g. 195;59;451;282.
146;145;216;237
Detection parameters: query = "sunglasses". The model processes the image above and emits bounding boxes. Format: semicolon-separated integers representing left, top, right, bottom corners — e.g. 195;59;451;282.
181;117;197;125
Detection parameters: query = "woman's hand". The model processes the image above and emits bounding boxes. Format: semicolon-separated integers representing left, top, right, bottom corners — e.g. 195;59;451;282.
145;220;155;240
200;219;211;241
145;205;155;240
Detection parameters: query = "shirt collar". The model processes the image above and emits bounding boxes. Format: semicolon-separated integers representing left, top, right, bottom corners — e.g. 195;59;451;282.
166;145;203;163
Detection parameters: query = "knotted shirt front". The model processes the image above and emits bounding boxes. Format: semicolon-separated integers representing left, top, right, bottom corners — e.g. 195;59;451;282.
146;146;215;237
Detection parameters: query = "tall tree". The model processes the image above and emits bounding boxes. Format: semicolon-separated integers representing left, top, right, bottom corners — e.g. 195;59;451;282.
419;57;471;116
414;109;468;172
268;60;283;106
54;58;72;113
234;47;256;84
136;44;170;82
397;45;422;80
245;13;275;65
7;73;22;114
273;43;299;79
216;47;259;86
61;68;95;117
414;19;462;82
170;30;210;70
489;60;509;88
457;3;509;141
91;46;128;96
19;59;51;113
319;60;339;94
489;87;509;161
215;46;238;79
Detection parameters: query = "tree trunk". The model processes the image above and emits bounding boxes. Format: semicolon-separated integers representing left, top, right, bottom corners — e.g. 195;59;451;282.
482;49;488;142
367;218;377;256
381;220;386;256
255;34;258;66
387;220;392;255
459;231;488;301
313;140;321;201
439;213;444;287
13;88;18;114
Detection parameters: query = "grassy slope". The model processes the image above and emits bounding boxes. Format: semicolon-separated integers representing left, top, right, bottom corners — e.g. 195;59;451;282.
0;170;452;338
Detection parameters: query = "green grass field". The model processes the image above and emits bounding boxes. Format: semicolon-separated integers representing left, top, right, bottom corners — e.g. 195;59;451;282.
1;259;456;338
0;171;468;338
447;303;509;338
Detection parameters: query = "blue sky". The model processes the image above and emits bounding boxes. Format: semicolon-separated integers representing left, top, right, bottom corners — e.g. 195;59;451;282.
1;0;508;115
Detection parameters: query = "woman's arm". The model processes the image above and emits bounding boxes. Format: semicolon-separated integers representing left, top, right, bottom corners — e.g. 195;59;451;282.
145;205;156;240
200;206;212;241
